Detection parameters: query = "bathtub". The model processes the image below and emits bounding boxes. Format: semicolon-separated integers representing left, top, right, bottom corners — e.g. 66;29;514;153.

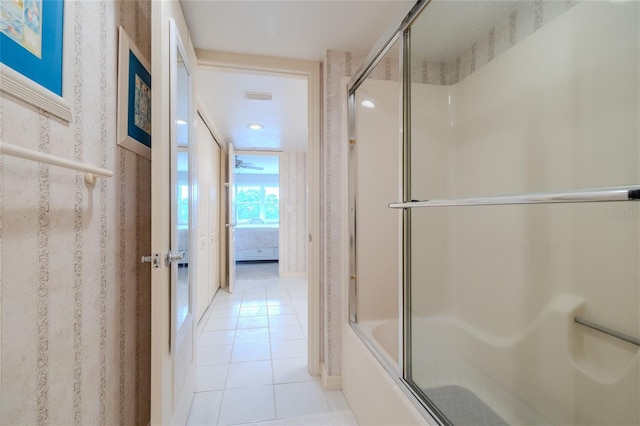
410;294;639;425
341;322;432;426
356;319;400;368
347;293;639;425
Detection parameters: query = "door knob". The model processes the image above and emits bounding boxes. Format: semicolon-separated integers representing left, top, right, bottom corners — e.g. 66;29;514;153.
165;250;186;267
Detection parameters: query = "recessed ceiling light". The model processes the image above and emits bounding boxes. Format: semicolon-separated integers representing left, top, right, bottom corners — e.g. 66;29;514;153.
247;123;263;130
176;119;187;125
361;100;375;108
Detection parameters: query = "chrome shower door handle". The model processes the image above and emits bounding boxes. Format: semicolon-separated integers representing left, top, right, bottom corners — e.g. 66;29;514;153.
165;250;186;267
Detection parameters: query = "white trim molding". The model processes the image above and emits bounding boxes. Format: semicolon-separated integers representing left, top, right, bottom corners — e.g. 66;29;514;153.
0;65;72;122
321;362;342;391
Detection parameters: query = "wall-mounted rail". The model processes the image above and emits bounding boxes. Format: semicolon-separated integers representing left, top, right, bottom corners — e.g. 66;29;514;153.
1;142;113;184
389;186;640;209
574;317;640;347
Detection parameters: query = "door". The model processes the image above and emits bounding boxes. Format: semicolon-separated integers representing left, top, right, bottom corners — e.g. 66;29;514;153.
227;142;236;292
210;141;221;298
195;113;221;321
149;9;196;424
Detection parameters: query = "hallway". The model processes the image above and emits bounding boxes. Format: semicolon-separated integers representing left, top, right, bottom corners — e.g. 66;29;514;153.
186;262;356;425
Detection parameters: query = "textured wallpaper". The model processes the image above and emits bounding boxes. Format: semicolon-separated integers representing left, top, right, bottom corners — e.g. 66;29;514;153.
0;1;151;424
411;0;578;85
322;50;367;378
280;152;308;277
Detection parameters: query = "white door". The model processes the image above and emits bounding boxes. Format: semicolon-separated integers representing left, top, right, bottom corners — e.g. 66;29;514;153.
149;10;196;424
195;113;221;321
227;143;236;293
210;141;221;298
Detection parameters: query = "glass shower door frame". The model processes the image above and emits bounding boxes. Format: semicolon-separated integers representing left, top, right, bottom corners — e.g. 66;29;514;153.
346;1;447;424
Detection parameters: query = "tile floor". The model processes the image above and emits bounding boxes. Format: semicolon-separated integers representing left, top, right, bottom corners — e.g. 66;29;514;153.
187;262;357;426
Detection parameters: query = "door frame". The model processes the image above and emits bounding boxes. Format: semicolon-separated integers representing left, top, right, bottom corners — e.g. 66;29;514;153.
196;50;322;376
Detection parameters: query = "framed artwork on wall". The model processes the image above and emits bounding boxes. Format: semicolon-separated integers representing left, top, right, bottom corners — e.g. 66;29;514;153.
0;0;71;122
117;26;151;160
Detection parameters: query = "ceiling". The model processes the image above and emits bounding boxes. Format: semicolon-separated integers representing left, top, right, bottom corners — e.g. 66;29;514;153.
180;1;415;62
181;0;415;152
197;69;308;152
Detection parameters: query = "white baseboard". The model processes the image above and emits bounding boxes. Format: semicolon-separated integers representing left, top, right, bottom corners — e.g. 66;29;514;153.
321;362;342;391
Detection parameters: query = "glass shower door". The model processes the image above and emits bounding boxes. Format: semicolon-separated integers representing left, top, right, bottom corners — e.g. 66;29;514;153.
403;1;640;424
349;40;403;369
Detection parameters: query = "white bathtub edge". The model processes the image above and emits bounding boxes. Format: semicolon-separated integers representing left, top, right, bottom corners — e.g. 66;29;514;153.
342;324;434;426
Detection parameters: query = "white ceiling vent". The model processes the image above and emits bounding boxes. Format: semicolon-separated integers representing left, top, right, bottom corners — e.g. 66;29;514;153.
245;91;273;101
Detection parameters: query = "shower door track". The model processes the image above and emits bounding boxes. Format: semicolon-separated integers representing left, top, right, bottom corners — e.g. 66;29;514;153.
389;185;640;209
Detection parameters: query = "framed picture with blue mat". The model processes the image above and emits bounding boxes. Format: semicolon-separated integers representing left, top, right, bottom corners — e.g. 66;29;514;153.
0;0;71;122
117;26;151;160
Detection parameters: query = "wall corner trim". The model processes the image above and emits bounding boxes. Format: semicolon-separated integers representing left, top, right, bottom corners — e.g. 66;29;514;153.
321;362;342;391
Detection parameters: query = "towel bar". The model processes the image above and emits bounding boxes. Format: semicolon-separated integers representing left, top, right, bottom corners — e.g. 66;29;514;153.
574;317;640;347
389;186;640;209
1;142;113;184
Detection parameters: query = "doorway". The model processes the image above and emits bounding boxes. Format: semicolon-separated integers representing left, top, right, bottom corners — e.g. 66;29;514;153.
184;52;324;424
196;51;321;377
234;153;281;272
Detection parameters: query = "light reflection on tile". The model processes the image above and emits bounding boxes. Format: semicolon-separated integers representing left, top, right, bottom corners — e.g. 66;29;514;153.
199;330;235;346
239;306;269;317
267;305;296;316
231;342;271;363
270;325;305;342
235;327;270;343
237;315;269;329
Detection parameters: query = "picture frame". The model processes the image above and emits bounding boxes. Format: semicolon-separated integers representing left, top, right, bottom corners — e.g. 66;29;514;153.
0;0;71;122
117;26;151;160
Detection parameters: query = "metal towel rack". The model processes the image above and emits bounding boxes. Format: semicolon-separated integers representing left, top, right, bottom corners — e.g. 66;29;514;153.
574;317;640;347
389;186;640;209
1;142;113;184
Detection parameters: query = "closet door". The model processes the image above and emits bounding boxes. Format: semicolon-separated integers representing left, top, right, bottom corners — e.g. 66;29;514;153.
209;138;221;301
195;113;221;321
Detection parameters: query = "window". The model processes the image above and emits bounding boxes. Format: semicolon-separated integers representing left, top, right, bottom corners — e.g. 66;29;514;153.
177;182;189;227
236;184;279;225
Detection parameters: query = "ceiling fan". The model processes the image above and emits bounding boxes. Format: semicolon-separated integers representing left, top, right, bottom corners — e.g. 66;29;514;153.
235;157;264;170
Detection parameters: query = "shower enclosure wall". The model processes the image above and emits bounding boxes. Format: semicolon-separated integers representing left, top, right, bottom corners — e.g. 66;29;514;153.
348;1;639;425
